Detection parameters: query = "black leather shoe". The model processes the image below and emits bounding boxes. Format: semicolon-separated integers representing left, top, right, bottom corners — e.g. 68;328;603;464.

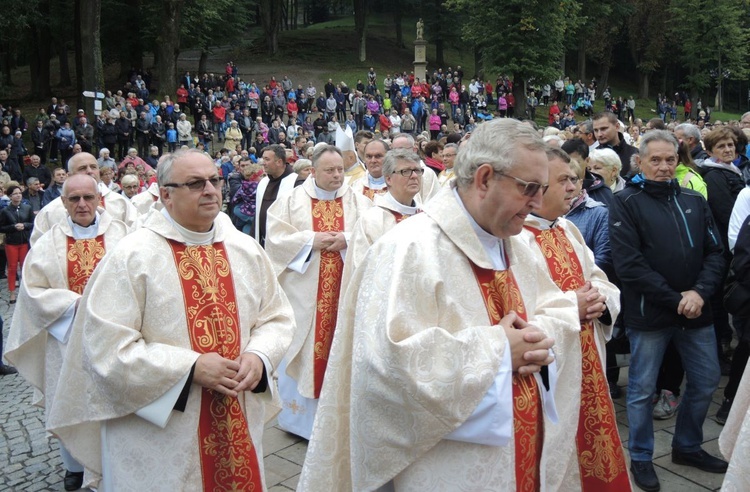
630;460;660;492
671;448;728;473
0;365;18;376
64;470;84;491
609;384;622;399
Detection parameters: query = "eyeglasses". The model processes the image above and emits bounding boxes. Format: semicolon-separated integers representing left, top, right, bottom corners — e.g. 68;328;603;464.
395;168;425;177
496;173;549;196
65;194;98;203
164;177;223;191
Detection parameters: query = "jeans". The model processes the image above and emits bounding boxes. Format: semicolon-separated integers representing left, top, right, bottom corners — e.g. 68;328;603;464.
626;325;720;461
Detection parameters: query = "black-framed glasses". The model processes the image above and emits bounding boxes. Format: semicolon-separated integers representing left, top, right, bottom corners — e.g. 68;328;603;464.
164;177;223;191
496;173;548;196
395;168;425;177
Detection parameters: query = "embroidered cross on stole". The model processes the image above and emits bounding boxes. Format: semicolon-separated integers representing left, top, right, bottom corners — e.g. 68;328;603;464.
66;236;106;294
311;197;345;398
470;261;543;492
525;225;630;490
168;240;264;491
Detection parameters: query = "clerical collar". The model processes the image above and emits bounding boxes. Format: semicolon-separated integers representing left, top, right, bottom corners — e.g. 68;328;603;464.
529;213;558;230
161;208;215;245
312;180;339;200
452;188;507;270
380;192;419;215
68;212;100;240
368;173;386;186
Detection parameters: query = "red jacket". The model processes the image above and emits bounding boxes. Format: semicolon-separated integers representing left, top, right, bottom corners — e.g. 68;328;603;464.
212;105;226;123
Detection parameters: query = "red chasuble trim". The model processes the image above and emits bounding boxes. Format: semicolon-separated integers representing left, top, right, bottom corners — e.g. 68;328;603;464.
470;262;543;492
66;236;106;295
310;198;345;398
524;226;630;490
167;240;263;492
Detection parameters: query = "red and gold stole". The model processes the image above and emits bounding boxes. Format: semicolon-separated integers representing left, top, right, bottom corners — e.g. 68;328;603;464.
311;197;345;398
525;225;629;491
388;210;409;224
470;262;543;492
362;186;387;201
100;195;106;208
168;240;263;491
66;236;106;294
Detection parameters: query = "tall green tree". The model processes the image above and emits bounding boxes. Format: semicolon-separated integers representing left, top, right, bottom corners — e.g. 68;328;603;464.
78;0;105;115
670;0;750;112
182;0;255;74
156;0;185;98
448;0;581;115
626;0;670;99
0;0;41;89
260;0;283;55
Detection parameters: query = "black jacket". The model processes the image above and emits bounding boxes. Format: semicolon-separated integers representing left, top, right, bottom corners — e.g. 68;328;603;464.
600;133;638;177
609;177;725;331
0;203;34;244
700;163;745;250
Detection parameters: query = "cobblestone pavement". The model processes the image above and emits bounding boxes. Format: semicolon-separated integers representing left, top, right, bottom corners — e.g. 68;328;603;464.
0;296;733;491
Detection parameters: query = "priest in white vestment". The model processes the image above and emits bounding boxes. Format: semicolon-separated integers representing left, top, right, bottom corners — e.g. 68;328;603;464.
5;174;130;491
300;118;580;491
338;126;365;186
392;133;440;203
349;139;389;200
47;149;294;491
131;180;161;215
31;152;137;245
344;148;423;279
720;362;750;491
520;149;630;491
438;142;457;186
266;144;372;439
255;144;298;247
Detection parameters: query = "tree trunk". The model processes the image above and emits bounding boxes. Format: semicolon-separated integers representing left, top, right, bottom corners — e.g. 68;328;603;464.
1;43;13;86
435;39;444;68
598;61;611;99
79;0;104;117
638;71;649;99
260;0;281;55
74;0;84;109
393;3;403;48
199;49;209;76
513;74;526;120
474;46;483;79
58;44;72;87
577;38;586;82
354;0;366;62
156;0;184;98
690;88;699;119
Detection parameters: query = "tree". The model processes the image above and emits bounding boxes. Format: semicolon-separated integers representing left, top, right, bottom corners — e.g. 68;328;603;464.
182;0;254;74
78;0;105;116
670;0;750;113
0;0;41;89
626;0;670;99
422;0;450;67
448;0;580;117
354;0;368;61
156;0;185;98
260;0;283;55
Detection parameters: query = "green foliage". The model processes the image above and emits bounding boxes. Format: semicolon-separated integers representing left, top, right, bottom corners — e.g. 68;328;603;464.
626;0;671;74
669;0;750;92
447;0;581;81
181;0;257;51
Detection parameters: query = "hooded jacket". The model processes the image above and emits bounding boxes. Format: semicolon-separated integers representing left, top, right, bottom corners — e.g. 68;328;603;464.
609;175;725;331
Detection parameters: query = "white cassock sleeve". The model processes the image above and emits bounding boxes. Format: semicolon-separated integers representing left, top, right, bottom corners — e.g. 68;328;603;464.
288;237;314;274
444;344;558;447
47;302;77;344
135;370;192;428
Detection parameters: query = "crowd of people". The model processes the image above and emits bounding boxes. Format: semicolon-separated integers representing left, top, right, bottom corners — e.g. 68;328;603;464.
0;63;750;492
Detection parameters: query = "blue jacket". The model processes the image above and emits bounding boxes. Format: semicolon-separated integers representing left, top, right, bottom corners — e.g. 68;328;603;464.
566;195;613;280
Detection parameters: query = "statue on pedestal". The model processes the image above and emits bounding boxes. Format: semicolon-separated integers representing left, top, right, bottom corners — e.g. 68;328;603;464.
416;18;424;40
